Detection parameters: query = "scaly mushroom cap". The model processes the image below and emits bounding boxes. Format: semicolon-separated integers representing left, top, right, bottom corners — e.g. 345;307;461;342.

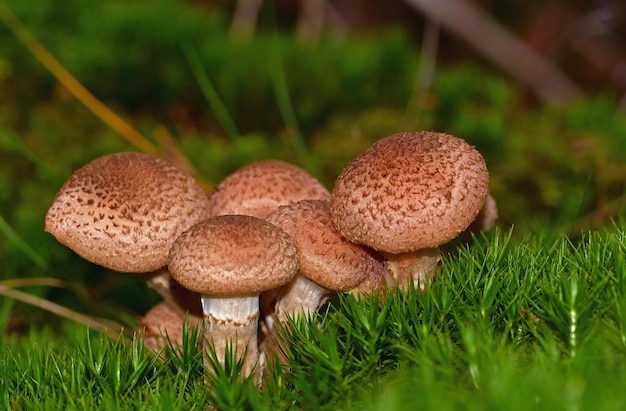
168;215;299;296
266;199;383;291
45;152;211;273
208;160;330;218
330;131;489;253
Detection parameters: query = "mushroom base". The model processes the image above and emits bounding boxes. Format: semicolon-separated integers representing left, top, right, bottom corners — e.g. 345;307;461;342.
201;295;261;385
383;248;441;291
265;275;332;367
275;275;333;323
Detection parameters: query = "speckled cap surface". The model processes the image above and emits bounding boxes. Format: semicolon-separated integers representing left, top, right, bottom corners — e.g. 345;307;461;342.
330;132;489;253
207;160;330;218
45;152;211;273
168;215;299;296
266;200;384;291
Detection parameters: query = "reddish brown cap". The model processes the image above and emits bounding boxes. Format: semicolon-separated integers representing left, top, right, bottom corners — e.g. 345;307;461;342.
140;302;201;353
330;132;489;253
207;160;330;218
168;215;299;296
45;152;211;273
266;199;384;291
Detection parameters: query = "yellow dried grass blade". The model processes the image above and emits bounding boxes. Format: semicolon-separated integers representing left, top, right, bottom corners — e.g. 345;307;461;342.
0;2;209;186
0;1;157;155
0;284;127;341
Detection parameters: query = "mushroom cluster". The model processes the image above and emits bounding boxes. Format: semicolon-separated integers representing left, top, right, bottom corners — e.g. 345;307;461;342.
45;131;495;387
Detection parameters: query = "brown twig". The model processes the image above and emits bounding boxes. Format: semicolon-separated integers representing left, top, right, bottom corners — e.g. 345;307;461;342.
0;285;127;341
402;0;584;106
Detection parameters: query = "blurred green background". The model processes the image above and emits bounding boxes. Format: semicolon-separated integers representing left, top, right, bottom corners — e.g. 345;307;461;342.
1;0;626;332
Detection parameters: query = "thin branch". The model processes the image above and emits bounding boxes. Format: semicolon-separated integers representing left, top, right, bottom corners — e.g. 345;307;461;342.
0;285;126;340
230;0;264;38
403;0;584;106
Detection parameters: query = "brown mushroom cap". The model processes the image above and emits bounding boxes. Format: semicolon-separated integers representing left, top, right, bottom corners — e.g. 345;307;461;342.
168;215;299;296
45;152;211;273
330;131;489;253
266;199;383;291
207;160;330;218
140;302;201;353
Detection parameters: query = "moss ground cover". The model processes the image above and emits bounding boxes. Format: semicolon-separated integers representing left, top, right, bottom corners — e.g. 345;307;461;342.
3;230;626;409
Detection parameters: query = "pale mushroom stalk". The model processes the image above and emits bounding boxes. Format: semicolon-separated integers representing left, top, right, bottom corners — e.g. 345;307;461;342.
382;248;442;290
275;275;334;321
349;264;389;299
144;269;180;309
201;295;260;381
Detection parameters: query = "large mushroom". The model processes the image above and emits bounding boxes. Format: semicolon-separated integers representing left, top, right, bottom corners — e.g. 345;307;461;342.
44;152;209;315
330;131;490;290
167;214;299;385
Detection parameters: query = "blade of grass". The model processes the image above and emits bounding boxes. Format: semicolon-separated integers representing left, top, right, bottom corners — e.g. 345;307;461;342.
401;18;440;129
0;213;46;269
266;41;315;171
0;276;142;332
182;43;241;143
0;284;125;340
153;125;215;192
0;277;80;290
0;295;15;335
0;1;157;155
0;128;60;184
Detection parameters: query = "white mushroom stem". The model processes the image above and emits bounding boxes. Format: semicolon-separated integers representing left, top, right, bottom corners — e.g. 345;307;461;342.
274;275;334;323
266;275;333;368
382;247;442;291
144;269;179;308
201;295;261;384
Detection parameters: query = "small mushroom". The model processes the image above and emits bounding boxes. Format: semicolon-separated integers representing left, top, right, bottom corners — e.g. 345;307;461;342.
44;152;210;314
207;159;330;218
266;199;385;322
330;131;490;290
264;199;384;366
139;302;202;356
167;215;299;385
348;259;389;299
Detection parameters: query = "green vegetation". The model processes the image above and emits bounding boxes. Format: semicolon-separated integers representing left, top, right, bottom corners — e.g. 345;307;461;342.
4;230;626;409
1;0;626;409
